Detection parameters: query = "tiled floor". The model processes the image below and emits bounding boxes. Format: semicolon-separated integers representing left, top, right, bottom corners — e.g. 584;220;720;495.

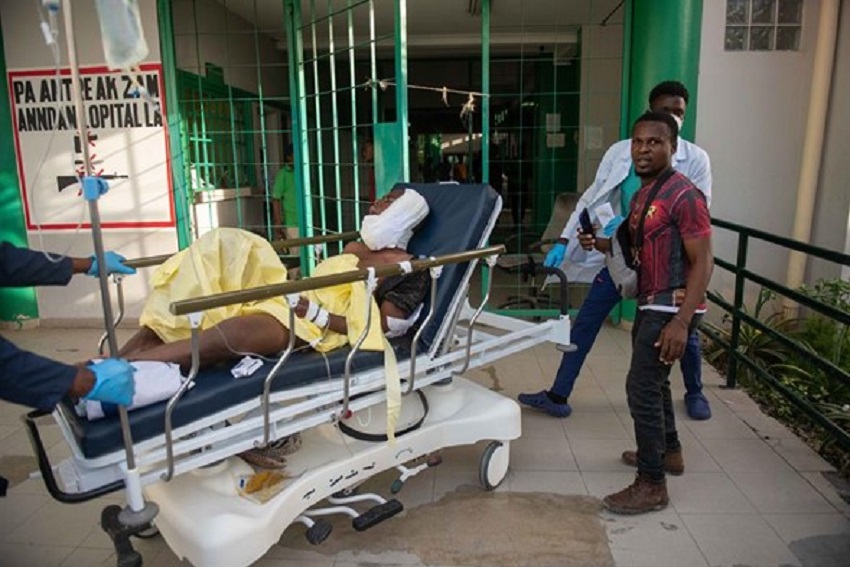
1;325;849;566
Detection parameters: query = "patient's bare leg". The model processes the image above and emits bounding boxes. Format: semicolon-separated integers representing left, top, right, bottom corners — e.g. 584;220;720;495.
124;314;291;371
119;327;164;357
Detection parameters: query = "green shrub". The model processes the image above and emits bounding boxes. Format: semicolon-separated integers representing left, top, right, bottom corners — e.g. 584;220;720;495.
702;280;850;475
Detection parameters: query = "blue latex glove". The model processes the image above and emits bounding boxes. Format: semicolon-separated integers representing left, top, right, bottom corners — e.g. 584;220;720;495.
602;215;625;238
544;242;567;268
85;359;136;406
88;251;136;277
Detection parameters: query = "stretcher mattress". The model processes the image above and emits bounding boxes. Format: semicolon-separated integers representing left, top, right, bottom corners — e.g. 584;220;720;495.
59;340;412;459
57;182;500;460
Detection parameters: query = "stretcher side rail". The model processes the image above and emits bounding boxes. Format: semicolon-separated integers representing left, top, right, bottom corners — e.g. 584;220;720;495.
167;245;506;315
121;231;361;270
161;245;505;482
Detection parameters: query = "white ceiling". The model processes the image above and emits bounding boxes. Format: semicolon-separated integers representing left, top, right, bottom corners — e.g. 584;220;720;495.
214;0;624;54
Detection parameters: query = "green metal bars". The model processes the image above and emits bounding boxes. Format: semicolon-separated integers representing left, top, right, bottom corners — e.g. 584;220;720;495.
705;217;850;452
284;0;407;274
162;0;292;246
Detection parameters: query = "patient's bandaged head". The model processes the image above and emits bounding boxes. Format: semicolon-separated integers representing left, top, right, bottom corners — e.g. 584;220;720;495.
361;189;429;251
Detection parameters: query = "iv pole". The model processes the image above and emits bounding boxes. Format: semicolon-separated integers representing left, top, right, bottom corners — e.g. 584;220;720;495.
60;0;157;528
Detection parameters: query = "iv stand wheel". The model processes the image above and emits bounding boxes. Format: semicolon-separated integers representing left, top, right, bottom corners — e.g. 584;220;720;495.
479;441;509;491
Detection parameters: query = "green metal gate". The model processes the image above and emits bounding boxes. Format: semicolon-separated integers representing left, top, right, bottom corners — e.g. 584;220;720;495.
283;0;410;274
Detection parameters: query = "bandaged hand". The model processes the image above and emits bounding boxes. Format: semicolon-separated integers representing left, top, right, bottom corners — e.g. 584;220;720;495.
602;215;625;238
294;297;330;328
88;251;136;277
84;359;136;406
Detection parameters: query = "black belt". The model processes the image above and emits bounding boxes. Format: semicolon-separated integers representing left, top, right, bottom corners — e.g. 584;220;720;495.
639;288;686;307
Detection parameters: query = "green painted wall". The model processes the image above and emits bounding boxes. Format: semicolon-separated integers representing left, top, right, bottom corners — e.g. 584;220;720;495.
0;19;39;323
618;0;704;322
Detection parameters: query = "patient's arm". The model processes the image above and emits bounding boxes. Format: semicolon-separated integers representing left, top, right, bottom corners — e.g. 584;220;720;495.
294;296;401;335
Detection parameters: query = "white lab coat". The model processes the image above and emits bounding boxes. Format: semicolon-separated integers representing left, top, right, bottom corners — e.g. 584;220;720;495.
558;137;712;283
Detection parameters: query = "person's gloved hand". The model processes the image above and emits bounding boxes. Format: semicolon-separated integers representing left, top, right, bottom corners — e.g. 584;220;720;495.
88;251;136;277
602;215;625;238
544;242;567;268
85;359;136;406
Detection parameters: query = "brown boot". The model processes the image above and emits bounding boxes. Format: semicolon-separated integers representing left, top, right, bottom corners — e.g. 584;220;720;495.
621;449;684;476
602;474;669;515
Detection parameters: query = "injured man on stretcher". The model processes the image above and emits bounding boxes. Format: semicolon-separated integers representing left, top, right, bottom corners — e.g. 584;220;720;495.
119;187;431;372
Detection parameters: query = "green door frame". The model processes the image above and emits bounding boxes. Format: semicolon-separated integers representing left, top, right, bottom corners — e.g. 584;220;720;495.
0;17;39;323
157;0;193;249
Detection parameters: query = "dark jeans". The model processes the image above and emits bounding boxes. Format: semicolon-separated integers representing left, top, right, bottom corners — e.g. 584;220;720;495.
628;309;702;481
551;267;703;399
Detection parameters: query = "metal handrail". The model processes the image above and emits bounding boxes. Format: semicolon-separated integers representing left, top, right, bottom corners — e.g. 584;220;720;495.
714;258;850;326
161;315;202;482
704;217;850;452
342;268;377;418
454;256;497;377
707;290;850;389
123;231;360;270
405;266;441;395
712;218;850;266
259;307;298;447
98;275;126;356
169;246;506;315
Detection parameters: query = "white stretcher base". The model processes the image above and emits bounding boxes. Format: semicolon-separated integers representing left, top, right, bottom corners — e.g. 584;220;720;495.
145;376;519;567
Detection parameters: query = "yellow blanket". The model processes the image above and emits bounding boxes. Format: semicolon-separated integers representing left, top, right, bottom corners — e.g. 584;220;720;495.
139;228;384;353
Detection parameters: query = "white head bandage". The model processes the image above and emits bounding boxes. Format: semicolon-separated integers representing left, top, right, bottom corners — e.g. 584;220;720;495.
360;189;429;251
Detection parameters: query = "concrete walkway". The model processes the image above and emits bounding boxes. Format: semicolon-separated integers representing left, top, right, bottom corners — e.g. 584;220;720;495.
1;325;848;566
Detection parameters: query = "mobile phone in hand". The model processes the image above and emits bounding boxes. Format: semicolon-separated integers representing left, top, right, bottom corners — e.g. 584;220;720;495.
578;208;594;235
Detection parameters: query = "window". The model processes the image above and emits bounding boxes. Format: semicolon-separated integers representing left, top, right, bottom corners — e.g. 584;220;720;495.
725;0;802;51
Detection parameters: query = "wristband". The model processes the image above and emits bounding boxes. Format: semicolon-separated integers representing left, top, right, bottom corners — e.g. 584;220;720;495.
312;307;330;329
304;300;319;321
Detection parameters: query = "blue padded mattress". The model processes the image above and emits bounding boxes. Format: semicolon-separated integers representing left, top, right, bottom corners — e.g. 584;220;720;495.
59;339;412;459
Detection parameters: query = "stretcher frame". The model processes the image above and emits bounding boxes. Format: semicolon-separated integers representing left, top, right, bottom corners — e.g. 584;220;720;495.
26;209;573;567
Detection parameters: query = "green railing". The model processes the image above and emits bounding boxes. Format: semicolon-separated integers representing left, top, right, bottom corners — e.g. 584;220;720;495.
703;217;850;452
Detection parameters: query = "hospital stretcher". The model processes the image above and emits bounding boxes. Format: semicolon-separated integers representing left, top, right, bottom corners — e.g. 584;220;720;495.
24;183;573;567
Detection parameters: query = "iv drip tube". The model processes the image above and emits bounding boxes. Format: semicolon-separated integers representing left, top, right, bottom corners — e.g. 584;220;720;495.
60;0;153;523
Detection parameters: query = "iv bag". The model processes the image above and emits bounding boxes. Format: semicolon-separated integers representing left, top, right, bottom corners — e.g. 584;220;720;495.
94;0;149;69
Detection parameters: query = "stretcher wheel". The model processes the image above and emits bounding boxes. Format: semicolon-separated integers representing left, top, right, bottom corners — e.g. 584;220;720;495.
306;519;333;545
132;525;160;539
479;441;509;490
390;479;404;494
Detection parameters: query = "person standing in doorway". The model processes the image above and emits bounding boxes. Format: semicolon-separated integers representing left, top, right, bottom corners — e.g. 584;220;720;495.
518;81;713;420
272;145;300;253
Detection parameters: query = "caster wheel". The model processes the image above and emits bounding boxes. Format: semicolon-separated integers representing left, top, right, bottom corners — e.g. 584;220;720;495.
479;441;509;490
306;519;332;545
390;479;404;494
332;486;358;499
132;525;160;539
